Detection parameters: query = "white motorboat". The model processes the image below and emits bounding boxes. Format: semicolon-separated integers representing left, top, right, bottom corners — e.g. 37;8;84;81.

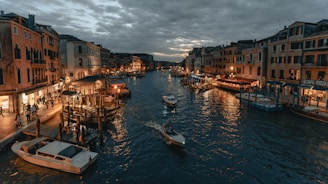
11;137;98;174
162;95;178;106
160;124;185;147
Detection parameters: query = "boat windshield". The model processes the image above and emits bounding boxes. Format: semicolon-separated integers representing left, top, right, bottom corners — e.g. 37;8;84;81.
58;146;83;158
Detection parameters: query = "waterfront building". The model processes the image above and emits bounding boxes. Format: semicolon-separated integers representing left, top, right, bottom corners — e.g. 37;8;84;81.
300;19;328;106
99;46;112;74
184;48;201;75
240;39;269;88
266;20;328;106
133;53;154;71
0;11;60;113
59;34;101;86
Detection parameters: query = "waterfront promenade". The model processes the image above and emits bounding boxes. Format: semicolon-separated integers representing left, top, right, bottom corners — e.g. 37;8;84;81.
0;101;62;151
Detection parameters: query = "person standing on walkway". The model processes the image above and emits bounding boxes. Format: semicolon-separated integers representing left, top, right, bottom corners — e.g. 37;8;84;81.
0;106;4;118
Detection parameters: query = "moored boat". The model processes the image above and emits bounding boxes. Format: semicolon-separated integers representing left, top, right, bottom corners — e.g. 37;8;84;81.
162;95;178;107
11;137;98;174
160;124;185;147
288;105;328;123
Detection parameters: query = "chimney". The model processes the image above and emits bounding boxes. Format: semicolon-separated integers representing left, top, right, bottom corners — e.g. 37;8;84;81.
28;14;35;29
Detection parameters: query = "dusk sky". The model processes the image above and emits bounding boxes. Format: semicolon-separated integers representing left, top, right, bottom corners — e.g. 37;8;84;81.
1;0;328;62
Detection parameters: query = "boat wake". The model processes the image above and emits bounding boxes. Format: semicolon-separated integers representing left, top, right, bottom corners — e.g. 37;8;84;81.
144;121;163;132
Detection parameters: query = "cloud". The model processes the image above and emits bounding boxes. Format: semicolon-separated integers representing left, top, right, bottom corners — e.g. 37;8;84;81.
1;0;328;62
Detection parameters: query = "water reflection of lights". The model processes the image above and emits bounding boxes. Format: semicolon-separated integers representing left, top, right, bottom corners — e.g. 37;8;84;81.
107;111;131;157
215;89;241;122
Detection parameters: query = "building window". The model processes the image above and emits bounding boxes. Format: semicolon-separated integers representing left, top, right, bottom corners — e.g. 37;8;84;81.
294;56;302;64
249;66;252;75
271;57;274;64
288;69;296;80
279;70;284;79
258;52;262;61
26;47;31;60
271;70;276;78
318;39;325;47
288;56;292;64
13;26;18;34
317;54;327;66
305;71;311;80
291;42;303;49
0;68;3;85
305;40;316;49
318;71;325;80
27;68;30;82
78;46;82;54
281;44;285;51
70;72;74;77
278;57;282;63
305;55;314;64
79;58;83;66
14;44;21;59
17;68;21;84
257;67;261;76
272;45;276;52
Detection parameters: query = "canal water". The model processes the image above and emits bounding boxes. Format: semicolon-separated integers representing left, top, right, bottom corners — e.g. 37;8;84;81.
1;71;328;184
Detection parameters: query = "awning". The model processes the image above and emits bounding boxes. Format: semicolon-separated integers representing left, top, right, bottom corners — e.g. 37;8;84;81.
24;85;47;95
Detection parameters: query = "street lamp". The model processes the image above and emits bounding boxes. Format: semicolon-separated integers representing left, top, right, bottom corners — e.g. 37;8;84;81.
114;85;118;108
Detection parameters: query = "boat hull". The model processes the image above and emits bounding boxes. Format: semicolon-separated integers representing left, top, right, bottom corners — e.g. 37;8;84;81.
162;96;177;107
288;105;328;123
160;126;185;147
11;138;98;174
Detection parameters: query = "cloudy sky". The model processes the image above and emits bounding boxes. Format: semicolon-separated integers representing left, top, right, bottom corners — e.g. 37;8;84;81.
1;0;327;62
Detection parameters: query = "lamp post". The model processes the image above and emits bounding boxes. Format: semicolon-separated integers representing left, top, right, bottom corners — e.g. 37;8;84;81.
114;85;118;109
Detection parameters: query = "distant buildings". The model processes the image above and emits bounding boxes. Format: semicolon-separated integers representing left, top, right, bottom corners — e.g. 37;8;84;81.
184;19;328;107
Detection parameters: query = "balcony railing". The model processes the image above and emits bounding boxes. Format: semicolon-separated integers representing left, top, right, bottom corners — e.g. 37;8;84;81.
302;61;328;67
50;67;57;72
32;59;46;64
33;77;48;85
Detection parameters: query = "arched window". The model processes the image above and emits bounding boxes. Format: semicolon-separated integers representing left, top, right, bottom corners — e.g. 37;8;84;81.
26;47;31;60
14;44;21;59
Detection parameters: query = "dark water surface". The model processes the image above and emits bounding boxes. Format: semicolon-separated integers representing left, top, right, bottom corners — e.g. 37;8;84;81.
1;71;328;184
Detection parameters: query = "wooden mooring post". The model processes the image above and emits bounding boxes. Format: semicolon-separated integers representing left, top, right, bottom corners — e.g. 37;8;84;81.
36;118;40;137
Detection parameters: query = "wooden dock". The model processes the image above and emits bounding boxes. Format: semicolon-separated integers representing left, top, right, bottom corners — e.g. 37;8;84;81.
22;120;99;147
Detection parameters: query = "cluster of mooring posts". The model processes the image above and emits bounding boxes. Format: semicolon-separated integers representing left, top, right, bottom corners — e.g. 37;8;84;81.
22;75;127;148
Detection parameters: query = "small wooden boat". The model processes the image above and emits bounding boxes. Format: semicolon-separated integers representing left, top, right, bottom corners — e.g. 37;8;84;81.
288;105;328;123
160;124;185;147
162;95;178;107
11;137;98;174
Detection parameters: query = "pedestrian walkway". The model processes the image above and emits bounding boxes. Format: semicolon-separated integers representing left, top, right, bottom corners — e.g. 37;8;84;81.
0;101;62;150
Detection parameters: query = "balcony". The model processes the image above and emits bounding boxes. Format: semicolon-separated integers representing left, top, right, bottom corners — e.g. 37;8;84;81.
32;59;46;64
302;61;328;68
33;77;48;85
50;67;57;72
